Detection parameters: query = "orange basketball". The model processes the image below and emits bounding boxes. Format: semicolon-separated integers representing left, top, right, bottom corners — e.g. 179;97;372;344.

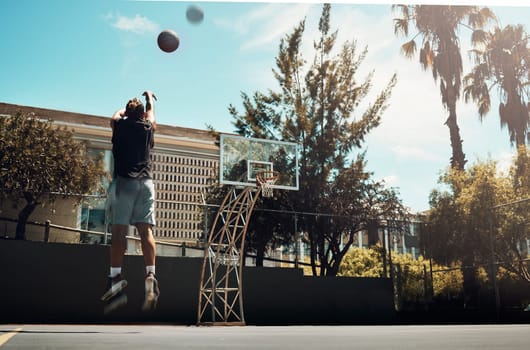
157;29;179;53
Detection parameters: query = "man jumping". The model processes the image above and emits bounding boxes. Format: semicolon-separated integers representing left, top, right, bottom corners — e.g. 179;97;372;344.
101;90;159;313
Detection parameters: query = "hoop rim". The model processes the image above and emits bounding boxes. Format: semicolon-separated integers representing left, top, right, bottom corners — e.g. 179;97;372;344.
255;170;280;185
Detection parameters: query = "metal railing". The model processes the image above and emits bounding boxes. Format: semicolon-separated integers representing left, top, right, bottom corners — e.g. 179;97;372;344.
0;216;313;267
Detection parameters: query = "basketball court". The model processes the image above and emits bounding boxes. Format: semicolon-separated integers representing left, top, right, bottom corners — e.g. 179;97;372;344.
1;324;529;349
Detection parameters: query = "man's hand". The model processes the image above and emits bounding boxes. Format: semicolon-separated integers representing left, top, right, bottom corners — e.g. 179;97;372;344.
142;91;156;129
142;90;157;101
110;108;126;130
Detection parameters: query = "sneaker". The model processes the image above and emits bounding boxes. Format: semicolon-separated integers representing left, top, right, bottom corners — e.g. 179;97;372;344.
101;274;128;314
142;272;160;312
101;274;128;302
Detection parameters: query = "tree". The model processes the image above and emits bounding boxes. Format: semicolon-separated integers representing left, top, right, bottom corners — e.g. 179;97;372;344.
426;161;501;306
244;203;294;267
425;152;530;308
229;4;405;275
315;154;408;276
393;5;495;170
494;146;530;282
464;24;530;147
0;111;106;240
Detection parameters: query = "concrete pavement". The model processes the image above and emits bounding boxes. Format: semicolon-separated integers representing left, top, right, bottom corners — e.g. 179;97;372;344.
1;324;529;349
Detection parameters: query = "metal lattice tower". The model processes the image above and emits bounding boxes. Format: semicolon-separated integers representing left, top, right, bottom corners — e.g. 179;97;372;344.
197;186;261;326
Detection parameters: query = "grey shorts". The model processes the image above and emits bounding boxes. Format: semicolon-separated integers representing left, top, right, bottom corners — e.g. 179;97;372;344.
107;176;156;226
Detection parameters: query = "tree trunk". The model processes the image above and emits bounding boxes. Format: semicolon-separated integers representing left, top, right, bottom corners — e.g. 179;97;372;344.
326;251;345;277
308;229;319;276
324;237;350;277
255;244;265;267
445;106;466;171
16;198;38;240
367;219;380;246
446;93;476;306
317;236;326;276
461;255;479;309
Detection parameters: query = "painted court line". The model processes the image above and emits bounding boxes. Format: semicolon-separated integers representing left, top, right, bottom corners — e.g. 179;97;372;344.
0;328;22;347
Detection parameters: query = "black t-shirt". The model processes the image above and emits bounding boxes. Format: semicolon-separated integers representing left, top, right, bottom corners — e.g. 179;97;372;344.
112;117;154;179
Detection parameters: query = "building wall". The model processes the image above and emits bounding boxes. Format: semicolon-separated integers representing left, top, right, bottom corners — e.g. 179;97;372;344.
350;224;422;258
151;151;218;242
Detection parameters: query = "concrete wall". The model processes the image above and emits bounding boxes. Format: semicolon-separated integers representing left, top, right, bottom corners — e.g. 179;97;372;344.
0;239;395;325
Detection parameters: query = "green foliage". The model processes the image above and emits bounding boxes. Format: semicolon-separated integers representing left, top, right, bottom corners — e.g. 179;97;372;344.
338;247;465;304
495;146;530;281
337;247;529;309
432;265;464;300
425;149;530;291
0;111;106;239
338;247;384;278
425;161;497;303
392;253;431;304
465;24;530;146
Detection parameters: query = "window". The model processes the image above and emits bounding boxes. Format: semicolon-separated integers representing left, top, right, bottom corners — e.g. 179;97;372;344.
151;151;218;240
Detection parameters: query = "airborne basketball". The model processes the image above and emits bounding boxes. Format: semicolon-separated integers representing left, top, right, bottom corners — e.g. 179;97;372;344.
157;29;180;53
186;5;204;24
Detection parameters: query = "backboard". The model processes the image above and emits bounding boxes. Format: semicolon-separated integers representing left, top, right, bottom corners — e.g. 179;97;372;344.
219;134;299;191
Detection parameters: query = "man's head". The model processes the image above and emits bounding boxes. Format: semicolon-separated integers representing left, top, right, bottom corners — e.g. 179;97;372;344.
125;98;145;119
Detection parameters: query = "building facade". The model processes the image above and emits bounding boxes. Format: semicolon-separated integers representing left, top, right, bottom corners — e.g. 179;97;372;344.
0;102;218;245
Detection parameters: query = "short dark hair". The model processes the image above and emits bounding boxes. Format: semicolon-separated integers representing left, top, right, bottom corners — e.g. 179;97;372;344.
125;98;144;119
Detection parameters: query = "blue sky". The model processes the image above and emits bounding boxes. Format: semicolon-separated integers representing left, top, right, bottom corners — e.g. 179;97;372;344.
1;0;528;213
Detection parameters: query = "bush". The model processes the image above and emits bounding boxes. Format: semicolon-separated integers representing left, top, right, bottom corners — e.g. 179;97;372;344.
339;247;466;306
338;246;384;277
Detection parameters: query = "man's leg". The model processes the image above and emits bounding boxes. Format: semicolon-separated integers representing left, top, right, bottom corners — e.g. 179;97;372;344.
136;222;159;311
102;177;133;311
136;223;156;267
101;224;129;311
110;224;129;268
108;177;131;277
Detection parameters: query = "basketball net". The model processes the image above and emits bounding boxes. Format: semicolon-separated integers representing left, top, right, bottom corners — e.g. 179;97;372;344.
256;170;279;198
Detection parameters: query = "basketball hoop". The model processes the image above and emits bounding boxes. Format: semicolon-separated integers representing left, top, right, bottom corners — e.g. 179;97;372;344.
256;170;279;198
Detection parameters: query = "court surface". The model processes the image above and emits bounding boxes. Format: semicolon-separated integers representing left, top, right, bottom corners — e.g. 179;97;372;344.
1;324;529;349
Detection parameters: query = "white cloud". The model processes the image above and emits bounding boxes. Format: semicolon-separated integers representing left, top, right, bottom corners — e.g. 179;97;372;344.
392;145;444;162
242;4;314;51
382;174;399;186
215;3;314;51
495;151;515;175
107;13;159;35
214;4;281;36
326;5;461;165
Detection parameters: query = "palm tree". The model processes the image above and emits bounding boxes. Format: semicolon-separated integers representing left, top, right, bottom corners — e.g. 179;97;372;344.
393;5;496;170
394;4;495;308
464;24;530;147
